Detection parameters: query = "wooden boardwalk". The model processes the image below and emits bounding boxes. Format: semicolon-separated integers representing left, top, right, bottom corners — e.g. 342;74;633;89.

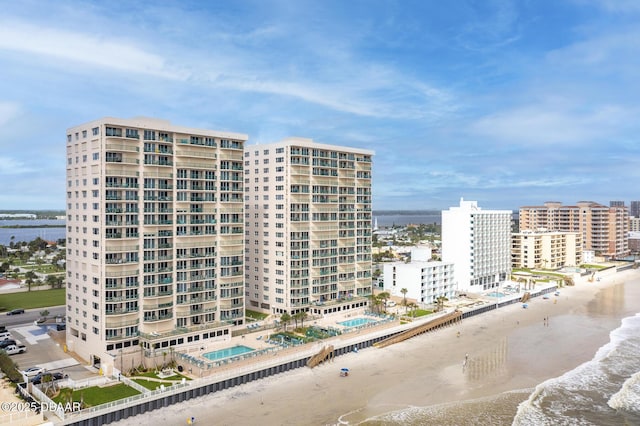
373;311;463;349
306;345;335;368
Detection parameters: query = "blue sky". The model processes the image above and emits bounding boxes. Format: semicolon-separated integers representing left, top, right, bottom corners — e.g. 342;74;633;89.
1;0;639;211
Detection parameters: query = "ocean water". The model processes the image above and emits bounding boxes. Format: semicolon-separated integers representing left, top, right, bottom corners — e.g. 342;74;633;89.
513;312;640;426
359;313;640;426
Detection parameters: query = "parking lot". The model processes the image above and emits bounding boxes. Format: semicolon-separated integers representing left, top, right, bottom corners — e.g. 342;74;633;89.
2;323;96;381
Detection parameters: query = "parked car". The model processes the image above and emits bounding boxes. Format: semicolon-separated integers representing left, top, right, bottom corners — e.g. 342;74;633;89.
0;325;6;332
21;366;46;378
3;344;26;355
6;309;25;315
30;372;67;385
0;339;17;349
0;332;12;340
56;324;66;331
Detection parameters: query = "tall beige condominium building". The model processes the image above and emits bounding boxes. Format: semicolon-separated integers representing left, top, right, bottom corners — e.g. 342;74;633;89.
244;138;374;316
66;117;247;367
511;230;582;269
519;201;629;259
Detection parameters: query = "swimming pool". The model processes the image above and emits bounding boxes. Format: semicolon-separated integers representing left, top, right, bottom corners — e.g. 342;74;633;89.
487;292;505;298
202;345;255;361
338;317;378;327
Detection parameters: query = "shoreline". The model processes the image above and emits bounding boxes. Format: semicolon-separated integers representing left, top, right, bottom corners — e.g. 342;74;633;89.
114;269;640;426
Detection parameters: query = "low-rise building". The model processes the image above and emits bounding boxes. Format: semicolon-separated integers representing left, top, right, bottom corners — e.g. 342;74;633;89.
382;260;456;304
512;230;582;269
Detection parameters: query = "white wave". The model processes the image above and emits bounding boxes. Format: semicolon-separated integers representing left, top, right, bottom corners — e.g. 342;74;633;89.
608;370;640;411
513;313;640;425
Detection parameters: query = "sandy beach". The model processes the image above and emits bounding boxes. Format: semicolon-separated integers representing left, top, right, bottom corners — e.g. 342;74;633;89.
115;268;640;426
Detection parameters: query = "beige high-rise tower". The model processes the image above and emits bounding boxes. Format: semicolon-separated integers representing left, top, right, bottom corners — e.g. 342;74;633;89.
519;201;628;259
244;138;374;316
65;117;247;368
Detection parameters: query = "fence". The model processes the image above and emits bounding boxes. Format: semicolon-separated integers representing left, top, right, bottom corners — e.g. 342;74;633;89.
30;381;66;420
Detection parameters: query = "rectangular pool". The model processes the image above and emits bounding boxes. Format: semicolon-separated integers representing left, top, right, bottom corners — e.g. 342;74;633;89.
338;317;378;327
202;345;255;361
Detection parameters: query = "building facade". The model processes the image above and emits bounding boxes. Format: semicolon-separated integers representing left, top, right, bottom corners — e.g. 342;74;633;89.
66;117;247;367
244;138;373;316
519;201;629;259
630;201;640;218
511;230;582;269
382;260;456;304
629;217;640;232
441;199;512;293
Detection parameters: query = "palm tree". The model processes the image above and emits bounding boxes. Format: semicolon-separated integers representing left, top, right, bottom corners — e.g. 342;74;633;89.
406;302;416;317
25;270;37;292
280;313;291;332
299;311;308;328
368;293;378;313
378;291;390;310
400;288;408;307
292;312;302;329
60;387;73;405
436;296;448;312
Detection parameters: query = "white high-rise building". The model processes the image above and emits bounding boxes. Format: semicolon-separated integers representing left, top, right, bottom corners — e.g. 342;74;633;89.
244;138;374;316
65;117;247;369
441;198;512;293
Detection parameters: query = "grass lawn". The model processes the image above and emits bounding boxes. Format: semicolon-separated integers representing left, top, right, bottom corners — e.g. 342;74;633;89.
402;309;432;318
581;264;609;270
52;383;140;407
136;370;191;381
0;288;65;311
21;265;64;273
245;309;268;321
132;378;172;391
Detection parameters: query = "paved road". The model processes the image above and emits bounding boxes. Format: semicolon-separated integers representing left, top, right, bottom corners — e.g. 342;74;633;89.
1;306;65;328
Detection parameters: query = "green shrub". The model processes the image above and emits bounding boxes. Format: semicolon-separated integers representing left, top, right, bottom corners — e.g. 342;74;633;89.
0;352;24;383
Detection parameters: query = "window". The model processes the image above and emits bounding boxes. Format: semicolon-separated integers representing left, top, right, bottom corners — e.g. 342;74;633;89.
92;127;99;136
82;130;87;138
92;153;99;160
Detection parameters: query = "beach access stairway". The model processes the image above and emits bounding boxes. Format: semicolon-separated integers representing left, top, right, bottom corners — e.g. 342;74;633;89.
373;310;463;349
306;345;335;368
521;292;531;303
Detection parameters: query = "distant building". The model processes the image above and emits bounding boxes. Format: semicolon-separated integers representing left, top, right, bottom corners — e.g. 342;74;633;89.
512;230;582;269
630;217;640;232
610;201;625;208
519;201;629;259
382;260;456;304
628;232;640;254
442;198;512;293
630;201;640;218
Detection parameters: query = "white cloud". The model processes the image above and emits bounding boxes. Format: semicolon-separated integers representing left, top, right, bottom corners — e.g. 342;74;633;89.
0;20;188;80
469;103;635;146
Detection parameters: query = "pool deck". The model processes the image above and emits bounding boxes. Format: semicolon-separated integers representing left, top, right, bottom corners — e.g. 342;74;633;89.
176;307;395;377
